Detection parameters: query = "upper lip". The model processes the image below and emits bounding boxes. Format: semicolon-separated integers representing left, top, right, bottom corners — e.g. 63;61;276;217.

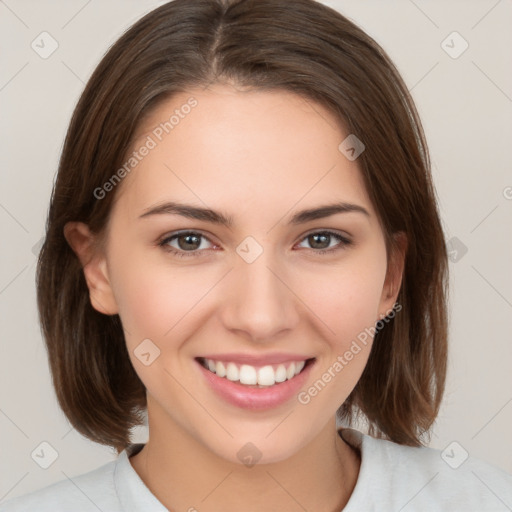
197;353;314;366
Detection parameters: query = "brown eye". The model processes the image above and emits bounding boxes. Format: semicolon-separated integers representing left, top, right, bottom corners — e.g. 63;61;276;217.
158;231;214;258
296;230;352;255
174;233;202;251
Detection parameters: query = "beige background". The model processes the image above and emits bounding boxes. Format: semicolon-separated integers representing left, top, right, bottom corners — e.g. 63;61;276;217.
1;0;511;502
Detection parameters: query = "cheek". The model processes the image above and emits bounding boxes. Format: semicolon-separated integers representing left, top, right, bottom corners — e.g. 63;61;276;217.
113;265;207;344
107;238;210;347
303;255;387;344
297;252;387;394
108;253;213;399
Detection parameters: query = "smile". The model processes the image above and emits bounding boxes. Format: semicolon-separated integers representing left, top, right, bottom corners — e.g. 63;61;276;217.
195;355;316;410
197;357;308;388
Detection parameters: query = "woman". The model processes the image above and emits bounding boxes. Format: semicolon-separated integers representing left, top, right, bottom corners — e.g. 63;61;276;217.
1;0;511;510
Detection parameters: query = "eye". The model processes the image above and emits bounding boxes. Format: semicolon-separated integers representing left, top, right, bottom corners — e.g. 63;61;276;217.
157;229;352;258
296;230;352;255
158;231;215;258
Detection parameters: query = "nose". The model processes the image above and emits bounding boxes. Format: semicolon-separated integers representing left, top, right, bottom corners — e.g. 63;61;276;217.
219;251;300;343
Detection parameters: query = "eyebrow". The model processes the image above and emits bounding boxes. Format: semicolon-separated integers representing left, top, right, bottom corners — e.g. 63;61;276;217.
138;201;370;227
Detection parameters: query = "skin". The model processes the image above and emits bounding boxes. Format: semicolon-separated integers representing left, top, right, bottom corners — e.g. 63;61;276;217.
64;83;406;512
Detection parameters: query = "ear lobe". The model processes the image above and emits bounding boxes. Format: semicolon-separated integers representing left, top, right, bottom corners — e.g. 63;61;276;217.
378;231;407;319
63;221;119;316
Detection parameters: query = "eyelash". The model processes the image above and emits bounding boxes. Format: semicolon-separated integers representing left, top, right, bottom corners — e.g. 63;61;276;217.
157;230;352;259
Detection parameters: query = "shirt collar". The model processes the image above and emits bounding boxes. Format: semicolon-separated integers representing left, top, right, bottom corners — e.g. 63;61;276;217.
114;443;168;511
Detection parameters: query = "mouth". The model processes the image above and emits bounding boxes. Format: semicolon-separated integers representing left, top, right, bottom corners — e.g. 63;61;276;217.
195;355;316;410
196;356;315;388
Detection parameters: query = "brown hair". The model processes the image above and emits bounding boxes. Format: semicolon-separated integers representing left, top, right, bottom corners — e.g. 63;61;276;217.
36;0;448;454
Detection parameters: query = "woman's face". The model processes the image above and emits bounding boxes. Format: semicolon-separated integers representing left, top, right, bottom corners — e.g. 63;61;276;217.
80;83;403;464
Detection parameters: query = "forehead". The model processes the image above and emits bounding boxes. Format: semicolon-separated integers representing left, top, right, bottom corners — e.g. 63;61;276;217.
111;84;375;224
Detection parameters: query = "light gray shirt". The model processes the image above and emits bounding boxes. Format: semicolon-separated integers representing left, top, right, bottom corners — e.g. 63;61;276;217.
1;428;511;511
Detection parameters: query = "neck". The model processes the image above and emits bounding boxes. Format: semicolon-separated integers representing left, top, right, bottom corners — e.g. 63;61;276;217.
130;403;360;512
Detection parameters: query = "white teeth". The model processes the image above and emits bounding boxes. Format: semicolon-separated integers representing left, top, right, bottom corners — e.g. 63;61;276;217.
226;362;239;381
239;365;258;385
295;361;305;375
216;361;226;378
257;365;276;386
201;358;308;387
274;364;287;383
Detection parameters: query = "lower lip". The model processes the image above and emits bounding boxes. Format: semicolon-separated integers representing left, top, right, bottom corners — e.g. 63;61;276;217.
196;359;315;411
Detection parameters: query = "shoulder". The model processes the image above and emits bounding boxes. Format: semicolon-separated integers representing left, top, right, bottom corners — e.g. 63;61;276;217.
340;428;512;511
0;458;119;512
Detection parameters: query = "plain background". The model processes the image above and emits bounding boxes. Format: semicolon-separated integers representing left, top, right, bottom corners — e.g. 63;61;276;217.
1;0;511;502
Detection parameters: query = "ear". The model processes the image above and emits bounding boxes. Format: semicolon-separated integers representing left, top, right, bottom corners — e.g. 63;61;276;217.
377;231;407;321
63;221;119;315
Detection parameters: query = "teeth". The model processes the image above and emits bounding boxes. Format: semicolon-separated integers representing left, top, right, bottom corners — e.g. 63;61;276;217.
258;365;275;386
202;358;308;387
239;365;257;385
275;364;287;383
216;361;226;378
226;362;239;382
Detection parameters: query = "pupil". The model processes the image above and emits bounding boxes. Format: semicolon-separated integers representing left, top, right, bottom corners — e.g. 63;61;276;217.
311;233;328;249
180;234;200;250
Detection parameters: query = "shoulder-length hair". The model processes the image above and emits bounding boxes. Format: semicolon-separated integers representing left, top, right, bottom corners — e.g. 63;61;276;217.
36;0;448;454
